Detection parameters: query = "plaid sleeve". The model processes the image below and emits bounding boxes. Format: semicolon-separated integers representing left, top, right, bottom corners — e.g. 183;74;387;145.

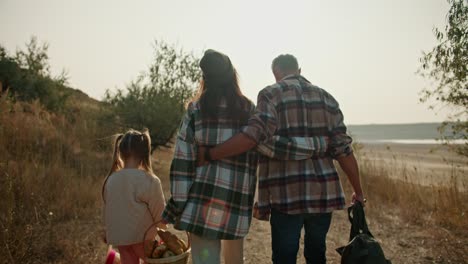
255;136;327;217
162;103;197;224
324;94;353;159
256;170;271;218
256;136;328;160
241;90;277;143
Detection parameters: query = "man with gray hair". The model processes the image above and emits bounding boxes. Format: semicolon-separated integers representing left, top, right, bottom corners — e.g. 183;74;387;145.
198;54;365;264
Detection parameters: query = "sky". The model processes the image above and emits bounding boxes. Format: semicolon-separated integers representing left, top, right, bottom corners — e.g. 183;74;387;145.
0;0;453;125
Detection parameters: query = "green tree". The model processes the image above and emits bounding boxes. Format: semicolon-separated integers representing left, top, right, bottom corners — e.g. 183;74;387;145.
105;41;201;150
0;37;70;111
14;36;50;77
419;0;467;156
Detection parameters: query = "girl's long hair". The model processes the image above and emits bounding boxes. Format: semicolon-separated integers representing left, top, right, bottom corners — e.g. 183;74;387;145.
195;69;250;123
101;130;153;201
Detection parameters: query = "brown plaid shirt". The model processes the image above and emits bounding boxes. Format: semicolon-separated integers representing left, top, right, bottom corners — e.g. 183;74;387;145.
242;74;353;215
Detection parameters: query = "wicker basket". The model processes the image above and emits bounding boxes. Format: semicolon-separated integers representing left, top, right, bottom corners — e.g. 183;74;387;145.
146;251;190;264
143;222;191;264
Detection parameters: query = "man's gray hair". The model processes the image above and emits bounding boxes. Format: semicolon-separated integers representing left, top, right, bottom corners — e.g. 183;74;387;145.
271;54;299;73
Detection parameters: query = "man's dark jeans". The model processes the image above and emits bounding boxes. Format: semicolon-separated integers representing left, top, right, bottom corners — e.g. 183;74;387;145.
270;209;332;264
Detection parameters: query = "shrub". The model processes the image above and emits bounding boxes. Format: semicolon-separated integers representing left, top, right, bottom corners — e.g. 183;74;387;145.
0;37;70;112
104;41;201;150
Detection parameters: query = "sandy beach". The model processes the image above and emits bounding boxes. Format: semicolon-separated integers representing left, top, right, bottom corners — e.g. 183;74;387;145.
357;142;468;191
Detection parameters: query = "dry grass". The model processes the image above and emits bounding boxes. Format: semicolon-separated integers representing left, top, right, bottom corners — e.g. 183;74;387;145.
1;95;466;263
0;96;110;263
341;145;468;263
345;143;467;231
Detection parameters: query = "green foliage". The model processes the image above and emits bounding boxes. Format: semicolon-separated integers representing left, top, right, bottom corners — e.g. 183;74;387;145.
105;41;201;150
0;36;70;111
419;0;467;156
14;36;51;77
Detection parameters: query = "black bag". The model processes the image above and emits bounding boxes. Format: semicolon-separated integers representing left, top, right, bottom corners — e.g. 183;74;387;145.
336;202;391;264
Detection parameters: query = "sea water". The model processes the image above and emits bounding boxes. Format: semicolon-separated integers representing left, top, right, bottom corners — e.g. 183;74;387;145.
347;123;465;144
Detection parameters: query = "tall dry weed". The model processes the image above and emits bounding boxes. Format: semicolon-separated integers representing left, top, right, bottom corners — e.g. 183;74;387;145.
0;96;111;263
342;143;467;231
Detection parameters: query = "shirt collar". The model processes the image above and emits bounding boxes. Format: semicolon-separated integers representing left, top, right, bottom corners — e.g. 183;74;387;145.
281;74;311;84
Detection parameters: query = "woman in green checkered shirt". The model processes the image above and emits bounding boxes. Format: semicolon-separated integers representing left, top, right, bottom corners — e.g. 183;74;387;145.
162;49;257;264
162;49;328;264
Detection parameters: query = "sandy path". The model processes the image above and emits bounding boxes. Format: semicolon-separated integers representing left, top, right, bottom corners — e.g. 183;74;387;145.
169;206;466;264
241;207;467;264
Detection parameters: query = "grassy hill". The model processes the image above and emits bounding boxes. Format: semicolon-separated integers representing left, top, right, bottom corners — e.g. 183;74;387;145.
0;84;114;263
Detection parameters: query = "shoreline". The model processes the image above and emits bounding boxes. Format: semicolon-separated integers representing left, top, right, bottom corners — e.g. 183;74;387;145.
358;139;466;145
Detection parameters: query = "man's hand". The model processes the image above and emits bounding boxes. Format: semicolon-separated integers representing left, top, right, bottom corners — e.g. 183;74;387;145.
253;202;270;221
197;146;209;167
351;192;366;206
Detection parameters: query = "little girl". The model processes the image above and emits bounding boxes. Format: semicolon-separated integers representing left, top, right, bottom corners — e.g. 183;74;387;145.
102;130;166;264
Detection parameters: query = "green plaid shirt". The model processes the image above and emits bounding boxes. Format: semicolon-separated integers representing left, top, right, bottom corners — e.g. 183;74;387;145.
162;99;327;239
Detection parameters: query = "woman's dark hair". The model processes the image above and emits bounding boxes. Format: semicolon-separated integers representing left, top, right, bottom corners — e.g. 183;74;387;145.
195;50;250;123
